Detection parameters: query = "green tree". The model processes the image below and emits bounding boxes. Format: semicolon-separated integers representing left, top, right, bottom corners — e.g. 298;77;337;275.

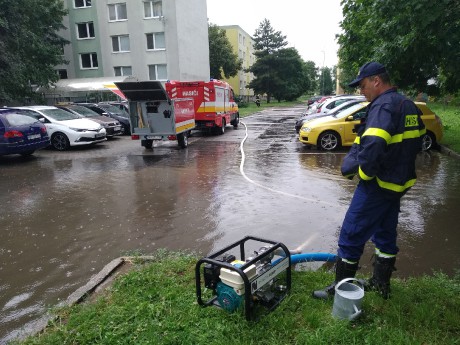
271;48;312;102
338;0;460;94
208;24;242;80
304;60;318;94
0;0;68;103
248;19;288;103
319;67;334;95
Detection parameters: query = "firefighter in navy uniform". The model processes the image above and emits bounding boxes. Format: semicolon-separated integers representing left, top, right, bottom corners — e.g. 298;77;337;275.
313;62;426;300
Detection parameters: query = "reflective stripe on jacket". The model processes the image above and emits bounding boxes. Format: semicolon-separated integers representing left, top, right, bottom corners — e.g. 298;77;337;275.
341;88;425;194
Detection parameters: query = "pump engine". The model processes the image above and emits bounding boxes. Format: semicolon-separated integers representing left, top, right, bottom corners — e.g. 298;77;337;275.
195;236;291;321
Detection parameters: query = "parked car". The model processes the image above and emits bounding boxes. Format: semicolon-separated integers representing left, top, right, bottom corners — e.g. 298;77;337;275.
307;95;362;115
295;98;366;133
307;96;323;106
56;104;123;138
315;95;366;114
0;109;50;156
76;103;131;135
298;102;443;151
306;96;331;114
108;101;129;114
8;106;106;151
415;102;444;151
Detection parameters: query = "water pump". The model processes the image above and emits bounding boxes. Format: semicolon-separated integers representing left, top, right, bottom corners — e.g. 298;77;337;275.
195;236;291;321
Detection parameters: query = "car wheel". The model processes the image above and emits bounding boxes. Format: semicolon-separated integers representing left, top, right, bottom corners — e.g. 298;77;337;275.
177;132;188;148
20;151;35;156
318;131;341;151
421;131;436;151
232;113;239;129
123;125;131;135
218;119;226;135
51;132;70;151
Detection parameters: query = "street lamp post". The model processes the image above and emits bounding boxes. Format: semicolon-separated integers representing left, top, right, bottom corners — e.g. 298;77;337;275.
321;50;325;95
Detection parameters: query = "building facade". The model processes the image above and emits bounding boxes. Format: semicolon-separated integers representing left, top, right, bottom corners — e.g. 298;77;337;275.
219;25;255;101
55;0;210;91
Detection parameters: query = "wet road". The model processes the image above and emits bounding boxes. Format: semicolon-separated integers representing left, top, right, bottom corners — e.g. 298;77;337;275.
1;105;460;343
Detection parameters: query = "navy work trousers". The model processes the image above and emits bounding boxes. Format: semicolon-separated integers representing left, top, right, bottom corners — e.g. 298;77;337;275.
338;180;401;261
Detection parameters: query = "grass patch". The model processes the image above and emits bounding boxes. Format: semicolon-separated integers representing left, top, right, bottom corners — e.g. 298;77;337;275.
17;251;460;345
429;102;460;153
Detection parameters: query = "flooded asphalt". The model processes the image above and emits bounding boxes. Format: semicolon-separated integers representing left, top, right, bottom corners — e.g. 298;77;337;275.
1;105;460;343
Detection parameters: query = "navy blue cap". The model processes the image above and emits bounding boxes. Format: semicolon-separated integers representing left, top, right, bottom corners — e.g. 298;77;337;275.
348;62;387;87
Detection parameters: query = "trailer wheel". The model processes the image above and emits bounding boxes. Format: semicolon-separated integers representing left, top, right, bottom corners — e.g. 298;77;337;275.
177;132;188;148
142;139;153;149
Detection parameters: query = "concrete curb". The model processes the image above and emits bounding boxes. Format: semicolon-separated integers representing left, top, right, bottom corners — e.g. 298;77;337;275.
439;145;460;159
66;257;125;305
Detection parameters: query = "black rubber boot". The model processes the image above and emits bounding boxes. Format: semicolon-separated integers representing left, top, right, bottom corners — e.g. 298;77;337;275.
312;258;359;300
367;256;396;299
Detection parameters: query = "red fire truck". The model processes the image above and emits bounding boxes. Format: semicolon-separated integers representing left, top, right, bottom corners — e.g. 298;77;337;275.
165;79;239;134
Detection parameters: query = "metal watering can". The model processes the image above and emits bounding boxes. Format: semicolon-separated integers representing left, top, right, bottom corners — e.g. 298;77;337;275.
332;278;364;320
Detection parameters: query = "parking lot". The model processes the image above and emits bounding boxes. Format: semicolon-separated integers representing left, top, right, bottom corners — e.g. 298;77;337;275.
1;106;460;343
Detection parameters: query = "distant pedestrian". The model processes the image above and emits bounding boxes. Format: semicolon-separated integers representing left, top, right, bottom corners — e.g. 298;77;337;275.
255;95;261;107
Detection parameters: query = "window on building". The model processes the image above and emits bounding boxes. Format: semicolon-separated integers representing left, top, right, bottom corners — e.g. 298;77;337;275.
112;35;130;52
144;1;162;18
57;69;68;79
148;64;167;80
75;0;91;8
77;22;95;39
146;32;165;50
80;53;98;69
108;3;127;21
114;66;132;76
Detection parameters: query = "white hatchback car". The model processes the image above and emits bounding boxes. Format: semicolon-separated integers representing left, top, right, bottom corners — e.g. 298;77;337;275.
9;106;106;151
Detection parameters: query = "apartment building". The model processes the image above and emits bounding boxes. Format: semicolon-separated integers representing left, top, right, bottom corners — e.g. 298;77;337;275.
50;0;210;101
219;25;255;100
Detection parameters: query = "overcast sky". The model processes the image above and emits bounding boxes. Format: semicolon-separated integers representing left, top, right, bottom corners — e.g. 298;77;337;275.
206;0;343;68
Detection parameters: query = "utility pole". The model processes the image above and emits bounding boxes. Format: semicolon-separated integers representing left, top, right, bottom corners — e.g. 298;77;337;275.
321;50;325;95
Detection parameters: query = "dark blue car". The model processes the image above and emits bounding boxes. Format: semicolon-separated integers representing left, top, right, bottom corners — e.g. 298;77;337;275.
0;109;50;156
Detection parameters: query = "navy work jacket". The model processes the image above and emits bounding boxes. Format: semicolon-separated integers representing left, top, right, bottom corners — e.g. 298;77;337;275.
341;88;426;195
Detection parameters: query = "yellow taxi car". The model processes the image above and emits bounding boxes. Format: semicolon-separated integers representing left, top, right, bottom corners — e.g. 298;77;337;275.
298;101;443;151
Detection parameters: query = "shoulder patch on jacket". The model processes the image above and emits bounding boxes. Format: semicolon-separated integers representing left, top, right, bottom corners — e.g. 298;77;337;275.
405;115;419;127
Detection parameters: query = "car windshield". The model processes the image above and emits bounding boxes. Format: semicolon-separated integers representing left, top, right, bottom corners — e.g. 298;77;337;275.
66;105;100;118
41;108;80;121
3;113;40;126
330;100;361;114
98;104;129;118
334;103;368;119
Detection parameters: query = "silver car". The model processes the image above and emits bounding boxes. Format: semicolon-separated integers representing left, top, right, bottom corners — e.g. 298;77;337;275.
56;104;123;138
